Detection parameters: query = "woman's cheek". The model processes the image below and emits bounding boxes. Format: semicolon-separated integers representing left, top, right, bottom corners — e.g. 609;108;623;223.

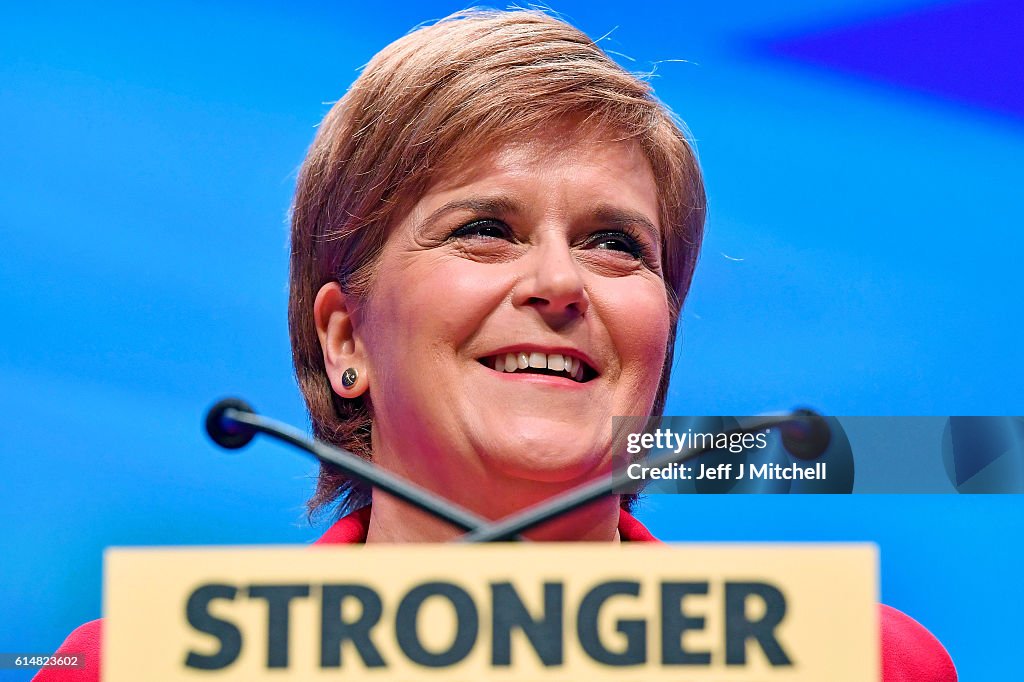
609;281;671;396
435;259;514;320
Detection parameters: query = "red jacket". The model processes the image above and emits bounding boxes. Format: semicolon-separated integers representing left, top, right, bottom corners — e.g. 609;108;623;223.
36;507;957;681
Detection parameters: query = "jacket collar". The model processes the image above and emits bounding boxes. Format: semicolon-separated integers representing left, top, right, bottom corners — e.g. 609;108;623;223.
315;505;659;544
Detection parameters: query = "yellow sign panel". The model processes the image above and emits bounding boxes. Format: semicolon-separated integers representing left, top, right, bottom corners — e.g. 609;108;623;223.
104;544;878;681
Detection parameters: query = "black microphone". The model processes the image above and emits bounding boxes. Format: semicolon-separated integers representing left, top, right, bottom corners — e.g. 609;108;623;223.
205;398;257;450
778;409;831;460
202;397;518;539
203;399;829;543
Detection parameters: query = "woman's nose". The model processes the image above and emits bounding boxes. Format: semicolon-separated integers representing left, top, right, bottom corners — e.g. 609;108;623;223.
512;237;590;321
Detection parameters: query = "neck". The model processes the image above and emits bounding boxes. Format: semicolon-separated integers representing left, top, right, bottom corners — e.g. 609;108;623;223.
365;491;621;543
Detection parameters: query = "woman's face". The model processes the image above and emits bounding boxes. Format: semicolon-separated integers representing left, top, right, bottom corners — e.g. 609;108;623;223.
354;130;671;502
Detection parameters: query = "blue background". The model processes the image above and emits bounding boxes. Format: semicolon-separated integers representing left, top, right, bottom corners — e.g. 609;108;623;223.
2;0;1021;678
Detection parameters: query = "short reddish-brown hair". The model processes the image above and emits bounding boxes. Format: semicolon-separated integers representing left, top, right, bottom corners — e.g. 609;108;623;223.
289;9;706;519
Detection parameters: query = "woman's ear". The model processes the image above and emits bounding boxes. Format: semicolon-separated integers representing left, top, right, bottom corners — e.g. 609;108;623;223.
313;282;369;398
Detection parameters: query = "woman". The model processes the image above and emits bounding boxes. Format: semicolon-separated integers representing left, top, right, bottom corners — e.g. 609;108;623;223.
39;9;956;681
290;8;702;543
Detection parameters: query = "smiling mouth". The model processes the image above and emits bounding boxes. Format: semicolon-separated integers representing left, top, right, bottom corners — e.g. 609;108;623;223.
478;351;597;383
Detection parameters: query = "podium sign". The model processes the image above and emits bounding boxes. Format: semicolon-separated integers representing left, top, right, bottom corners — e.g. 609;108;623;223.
104;544;878;681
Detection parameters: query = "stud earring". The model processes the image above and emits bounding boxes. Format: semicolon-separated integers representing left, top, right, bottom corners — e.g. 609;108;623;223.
341;367;358;389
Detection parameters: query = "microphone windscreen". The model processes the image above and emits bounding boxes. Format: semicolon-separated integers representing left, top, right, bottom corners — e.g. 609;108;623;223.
779;409;831;461
205;398;257;449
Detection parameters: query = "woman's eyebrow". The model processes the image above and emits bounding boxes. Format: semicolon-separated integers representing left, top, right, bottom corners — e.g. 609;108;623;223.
421;196;523;226
590;204;660;242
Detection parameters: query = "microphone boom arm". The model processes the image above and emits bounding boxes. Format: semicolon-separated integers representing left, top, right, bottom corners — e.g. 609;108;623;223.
458;413;827;542
208;400;512;537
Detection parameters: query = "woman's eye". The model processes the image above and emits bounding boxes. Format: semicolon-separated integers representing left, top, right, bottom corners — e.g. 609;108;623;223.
586;231;646;259
450;219;512;241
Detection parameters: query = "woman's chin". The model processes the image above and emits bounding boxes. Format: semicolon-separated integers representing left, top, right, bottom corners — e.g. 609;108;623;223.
476;430;612;485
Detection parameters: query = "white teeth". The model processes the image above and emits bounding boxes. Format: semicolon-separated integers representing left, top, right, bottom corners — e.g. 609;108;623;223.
486;352;587;382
